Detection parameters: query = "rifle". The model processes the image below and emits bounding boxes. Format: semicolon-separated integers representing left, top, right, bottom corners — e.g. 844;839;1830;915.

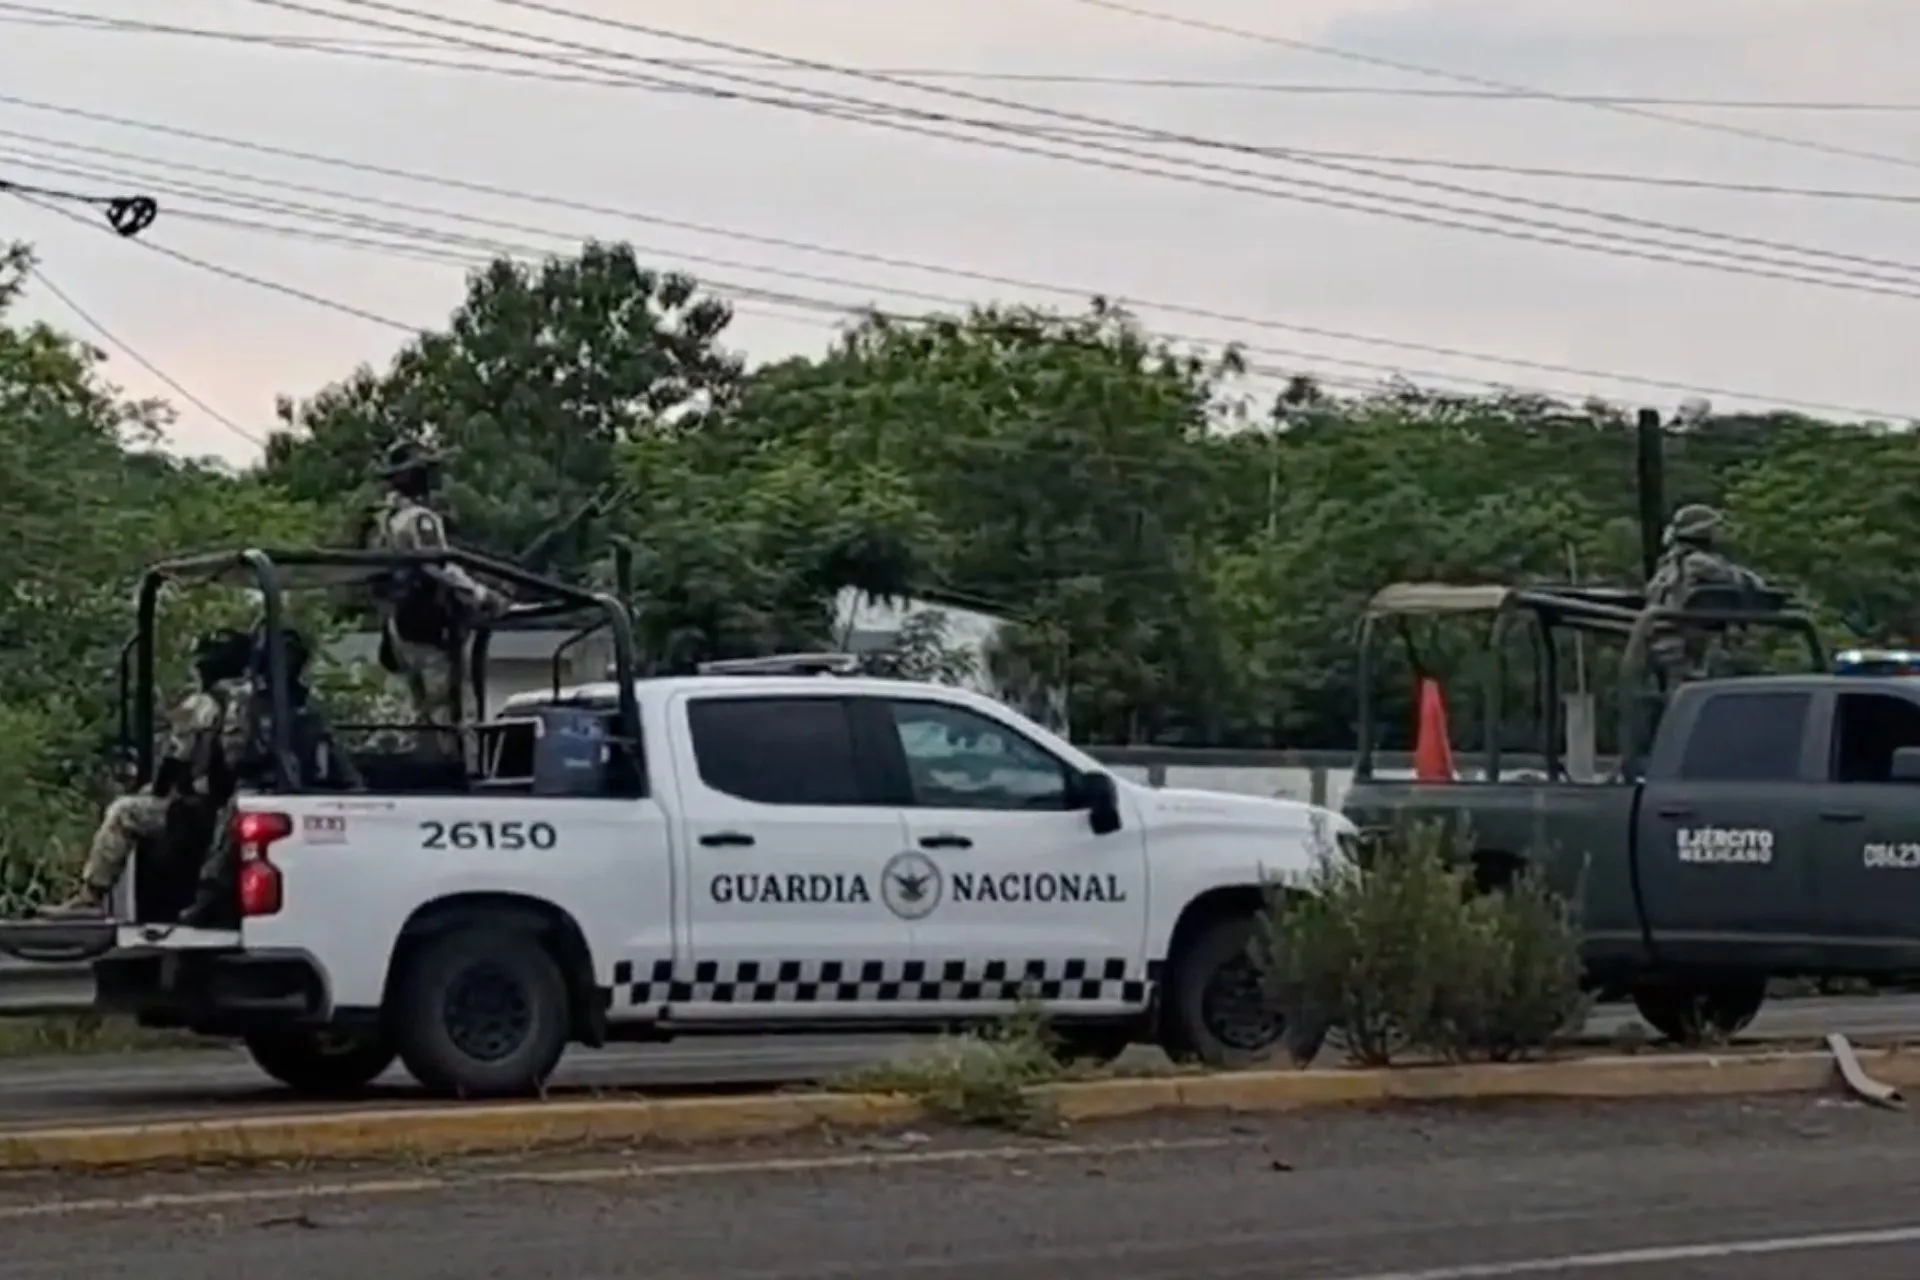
516;480;637;574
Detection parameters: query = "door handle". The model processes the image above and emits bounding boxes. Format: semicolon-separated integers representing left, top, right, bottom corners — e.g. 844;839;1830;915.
918;834;972;850
698;831;755;848
1655;806;1694;819
1819;809;1865;823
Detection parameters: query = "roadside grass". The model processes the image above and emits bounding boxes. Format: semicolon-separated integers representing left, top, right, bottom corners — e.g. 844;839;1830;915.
0;1014;218;1057
832;1001;1088;1133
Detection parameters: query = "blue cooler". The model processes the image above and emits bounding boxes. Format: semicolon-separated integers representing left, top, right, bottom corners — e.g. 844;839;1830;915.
530;706;610;796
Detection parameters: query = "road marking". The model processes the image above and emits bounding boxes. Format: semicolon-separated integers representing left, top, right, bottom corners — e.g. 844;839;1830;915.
0;1135;1241;1220
1320;1223;1920;1278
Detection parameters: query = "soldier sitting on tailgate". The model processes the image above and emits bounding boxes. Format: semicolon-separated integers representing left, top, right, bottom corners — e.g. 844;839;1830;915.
177;626;362;927
361;438;509;748
43;628;253;918
1644;503;1766;682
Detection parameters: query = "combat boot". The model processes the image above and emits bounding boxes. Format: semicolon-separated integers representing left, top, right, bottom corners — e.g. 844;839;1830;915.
39;885;110;918
176;884;229;929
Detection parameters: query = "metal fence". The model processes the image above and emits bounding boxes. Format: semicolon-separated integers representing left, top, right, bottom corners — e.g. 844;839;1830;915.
0;745;1468;1017
0;956;93;1016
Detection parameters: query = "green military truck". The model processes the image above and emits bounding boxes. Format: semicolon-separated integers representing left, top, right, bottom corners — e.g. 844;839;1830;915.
1341;580;1920;1041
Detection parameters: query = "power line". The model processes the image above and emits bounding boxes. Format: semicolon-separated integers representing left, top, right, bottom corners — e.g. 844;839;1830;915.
6;147;1618;393
1061;0;1920;175
471;0;1920;281
19;198;1562;444
0;171;156;235
12;5;1919;207
14;6;1920;112
46;204;1645;406
7;202;258;445
7;137;1908;422
231;0;1920;299
1;118;1907;419
0;163;1780;410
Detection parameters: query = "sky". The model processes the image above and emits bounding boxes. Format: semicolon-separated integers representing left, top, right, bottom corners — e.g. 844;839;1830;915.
4;0;1920;464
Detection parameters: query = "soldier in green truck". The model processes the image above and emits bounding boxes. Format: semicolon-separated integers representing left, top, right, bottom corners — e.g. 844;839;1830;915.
1341;579;1920;1043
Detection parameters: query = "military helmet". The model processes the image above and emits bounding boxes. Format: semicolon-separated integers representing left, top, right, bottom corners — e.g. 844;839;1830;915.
1663;503;1723;548
190;628;252;683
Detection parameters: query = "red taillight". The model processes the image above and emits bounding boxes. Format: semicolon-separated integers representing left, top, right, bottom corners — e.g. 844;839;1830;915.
238;860;282;917
231;810;291;918
233;811;292;846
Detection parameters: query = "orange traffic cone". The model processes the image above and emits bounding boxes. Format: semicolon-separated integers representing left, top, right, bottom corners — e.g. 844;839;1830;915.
1413;677;1455;782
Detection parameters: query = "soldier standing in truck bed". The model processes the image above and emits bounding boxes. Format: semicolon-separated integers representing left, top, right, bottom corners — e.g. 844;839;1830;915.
362;439;508;743
1646;504;1764;681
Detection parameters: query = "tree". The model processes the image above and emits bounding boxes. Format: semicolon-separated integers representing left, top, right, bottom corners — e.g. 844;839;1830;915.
260;242;743;577
720;302;1249;742
14;230;1920;924
1724;426;1920;641
607;433;934;671
0;247;331;908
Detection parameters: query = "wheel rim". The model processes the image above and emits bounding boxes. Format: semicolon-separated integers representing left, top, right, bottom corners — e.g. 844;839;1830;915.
1200;954;1285;1051
442;962;532;1063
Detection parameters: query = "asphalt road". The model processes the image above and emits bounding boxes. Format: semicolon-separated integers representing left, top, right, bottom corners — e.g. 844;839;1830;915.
3;1096;1919;1278
0;995;1915;1129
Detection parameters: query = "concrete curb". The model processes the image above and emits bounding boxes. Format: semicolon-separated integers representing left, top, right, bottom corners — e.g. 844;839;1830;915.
1;1048;1912;1170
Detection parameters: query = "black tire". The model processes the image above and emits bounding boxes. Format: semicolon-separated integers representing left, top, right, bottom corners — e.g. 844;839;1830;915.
1158;914;1327;1069
244;1026;395;1097
1050;1024;1136;1068
1632;976;1766;1046
390;926;571;1098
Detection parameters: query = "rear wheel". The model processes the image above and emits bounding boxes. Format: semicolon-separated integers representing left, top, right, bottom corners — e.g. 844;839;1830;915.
391;927;570;1098
244;1026;394;1096
1632;977;1766;1046
1158;915;1326;1069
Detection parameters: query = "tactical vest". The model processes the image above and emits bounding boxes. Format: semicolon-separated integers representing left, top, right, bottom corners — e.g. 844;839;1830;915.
363;499;458;658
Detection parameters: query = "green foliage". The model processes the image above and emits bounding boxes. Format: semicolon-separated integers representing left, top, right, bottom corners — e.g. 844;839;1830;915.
247;245;1920;748
0;246;331;909
263;242;742;573
10;230;1920;910
1258;821;1586;1065
836;999;1064;1131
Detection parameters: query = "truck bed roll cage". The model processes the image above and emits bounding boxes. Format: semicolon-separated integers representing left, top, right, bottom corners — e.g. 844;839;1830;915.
1354;581;1824;782
126;546;642;793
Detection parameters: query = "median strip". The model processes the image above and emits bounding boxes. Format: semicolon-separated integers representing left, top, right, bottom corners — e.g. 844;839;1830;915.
3;1047;1915;1171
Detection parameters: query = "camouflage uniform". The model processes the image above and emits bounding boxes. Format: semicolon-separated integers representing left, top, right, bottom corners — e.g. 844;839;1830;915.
46;668;250;917
180;628;365;926
364;440;506;737
1645;504;1760;681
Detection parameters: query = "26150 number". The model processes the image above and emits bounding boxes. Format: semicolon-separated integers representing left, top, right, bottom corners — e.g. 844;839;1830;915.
420;820;556;851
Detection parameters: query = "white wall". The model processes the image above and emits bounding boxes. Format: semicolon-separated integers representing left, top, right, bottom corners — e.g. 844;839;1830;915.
831;588;1007;695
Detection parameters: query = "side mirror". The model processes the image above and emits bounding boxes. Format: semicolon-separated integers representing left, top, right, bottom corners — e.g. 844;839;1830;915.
1074;770;1122;835
1891;747;1920;783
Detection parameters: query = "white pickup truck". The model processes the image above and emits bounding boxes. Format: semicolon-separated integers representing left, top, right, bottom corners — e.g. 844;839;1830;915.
2;547;1352;1099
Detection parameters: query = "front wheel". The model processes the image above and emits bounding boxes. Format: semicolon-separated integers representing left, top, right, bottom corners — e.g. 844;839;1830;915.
390;927;571;1098
1158;915;1327;1069
244;1026;395;1096
1632;976;1766;1046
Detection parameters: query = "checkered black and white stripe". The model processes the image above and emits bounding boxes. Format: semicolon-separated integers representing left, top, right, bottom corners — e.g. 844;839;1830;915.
611;957;1154;1007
